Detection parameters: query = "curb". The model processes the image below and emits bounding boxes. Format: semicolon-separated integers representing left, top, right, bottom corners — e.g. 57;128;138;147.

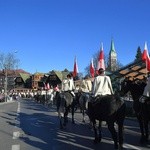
0;100;16;105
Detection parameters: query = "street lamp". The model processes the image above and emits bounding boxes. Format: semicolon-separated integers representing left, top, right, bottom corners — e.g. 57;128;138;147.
4;67;8;102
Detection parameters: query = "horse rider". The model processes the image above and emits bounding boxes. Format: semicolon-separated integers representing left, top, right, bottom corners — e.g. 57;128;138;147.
61;73;75;97
92;68;114;100
139;76;150;103
80;76;92;92
86;68;114;124
79;76;92;104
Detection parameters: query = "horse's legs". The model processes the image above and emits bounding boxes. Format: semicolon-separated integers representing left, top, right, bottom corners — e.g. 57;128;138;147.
144;120;149;141
92;120;99;143
136;115;145;143
98;121;102;142
60;116;64;129
117;103;126;149
63;107;69;126
117;122;124;149
81;94;89;123
81;100;86;122
93;120;102;143
71;100;76;124
58;109;64;129
107;121;118;149
82;109;85;122
71;107;75;124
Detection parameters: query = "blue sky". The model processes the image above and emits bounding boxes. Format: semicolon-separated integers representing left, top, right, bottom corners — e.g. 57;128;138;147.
0;0;150;74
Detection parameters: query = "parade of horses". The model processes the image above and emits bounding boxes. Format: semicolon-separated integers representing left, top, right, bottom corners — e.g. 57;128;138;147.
7;55;149;150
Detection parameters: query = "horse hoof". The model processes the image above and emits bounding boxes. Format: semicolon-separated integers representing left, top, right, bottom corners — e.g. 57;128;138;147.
93;138;99;144
82;120;85;123
72;121;75;124
93;140;98;144
60;125;63;129
63;123;66;127
114;143;118;149
98;137;101;142
119;144;123;150
66;119;68;123
140;137;146;144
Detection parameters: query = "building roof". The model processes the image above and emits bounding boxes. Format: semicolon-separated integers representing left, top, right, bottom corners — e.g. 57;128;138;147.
33;72;44;75
52;70;69;81
19;73;30;82
111;60;147;80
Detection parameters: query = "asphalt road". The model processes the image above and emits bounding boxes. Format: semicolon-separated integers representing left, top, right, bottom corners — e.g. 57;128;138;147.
0;98;150;150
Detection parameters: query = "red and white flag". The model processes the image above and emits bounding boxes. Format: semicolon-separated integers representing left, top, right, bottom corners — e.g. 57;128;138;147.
73;57;79;77
97;43;105;71
142;42;150;72
44;82;47;90
90;58;95;77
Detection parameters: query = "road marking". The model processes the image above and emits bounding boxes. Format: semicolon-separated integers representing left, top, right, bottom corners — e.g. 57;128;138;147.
124;143;141;150
17;102;20;113
13;131;20;139
15;102;20;128
12;144;20;150
56;139;94;150
12;102;21;149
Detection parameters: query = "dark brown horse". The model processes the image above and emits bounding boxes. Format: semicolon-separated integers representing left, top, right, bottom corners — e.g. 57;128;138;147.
120;78;150;143
88;95;126;149
56;91;76;129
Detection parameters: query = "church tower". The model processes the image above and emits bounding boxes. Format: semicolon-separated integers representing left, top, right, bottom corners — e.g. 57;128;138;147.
108;39;117;71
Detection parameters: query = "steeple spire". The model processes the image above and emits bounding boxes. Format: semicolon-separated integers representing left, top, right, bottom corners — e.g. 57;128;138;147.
110;38;116;53
108;38;117;71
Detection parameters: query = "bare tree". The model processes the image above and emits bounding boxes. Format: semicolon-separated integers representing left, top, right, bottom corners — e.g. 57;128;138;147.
84;50;109;75
84;50;123;76
0;51;20;101
0;52;19;70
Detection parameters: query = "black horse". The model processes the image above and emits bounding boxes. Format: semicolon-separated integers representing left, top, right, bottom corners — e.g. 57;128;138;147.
78;92;90;122
56;91;76;129
88;94;126;149
120;78;150;143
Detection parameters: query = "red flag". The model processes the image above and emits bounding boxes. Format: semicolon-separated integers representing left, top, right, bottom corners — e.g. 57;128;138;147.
142;42;149;62
47;83;50;90
90;58;95;77
73;57;79;77
97;43;105;71
142;42;150;71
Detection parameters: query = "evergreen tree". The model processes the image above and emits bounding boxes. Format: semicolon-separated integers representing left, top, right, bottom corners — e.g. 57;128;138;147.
135;46;142;61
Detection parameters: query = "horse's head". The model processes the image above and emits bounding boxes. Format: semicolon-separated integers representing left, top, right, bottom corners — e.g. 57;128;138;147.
120;78;146;101
120;79;132;96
